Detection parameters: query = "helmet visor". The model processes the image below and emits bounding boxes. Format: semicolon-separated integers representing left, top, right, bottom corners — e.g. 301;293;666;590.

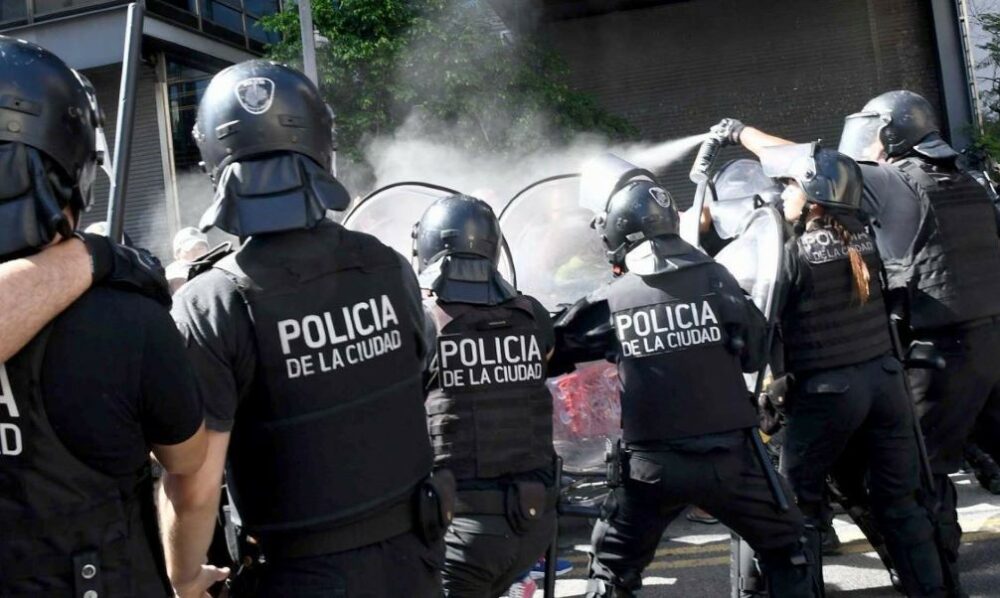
759;142;817;182
838;112;884;162
711;159;777;239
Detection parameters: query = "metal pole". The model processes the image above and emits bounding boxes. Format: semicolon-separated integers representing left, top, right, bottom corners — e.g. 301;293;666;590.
956;0;984;131
106;1;145;243
544;456;562;598
296;0;335;176
298;0;317;85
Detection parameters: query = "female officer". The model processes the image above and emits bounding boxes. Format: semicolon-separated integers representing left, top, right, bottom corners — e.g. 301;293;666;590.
750;140;948;597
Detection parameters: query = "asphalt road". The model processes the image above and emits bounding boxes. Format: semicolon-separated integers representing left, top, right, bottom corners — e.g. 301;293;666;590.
525;472;1000;597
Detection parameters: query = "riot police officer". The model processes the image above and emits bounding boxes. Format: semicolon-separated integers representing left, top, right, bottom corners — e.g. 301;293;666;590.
555;167;819;597
0;36;209;596
164;60;452;597
751;141;947;596
415;194;557;597
838;90;1000;593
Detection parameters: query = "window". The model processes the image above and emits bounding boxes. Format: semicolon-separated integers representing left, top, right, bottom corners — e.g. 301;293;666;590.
0;0;28;24
167;65;212;171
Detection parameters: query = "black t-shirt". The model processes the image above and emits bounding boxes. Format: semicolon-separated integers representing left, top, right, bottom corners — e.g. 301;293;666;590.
171;225;429;432
41;286;203;478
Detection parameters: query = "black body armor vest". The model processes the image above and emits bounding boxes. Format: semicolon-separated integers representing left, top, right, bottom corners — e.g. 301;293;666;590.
782;225;892;374
888;158;1000;330
0;328;168;597
425;296;553;481
217;226;433;535
605;262;757;443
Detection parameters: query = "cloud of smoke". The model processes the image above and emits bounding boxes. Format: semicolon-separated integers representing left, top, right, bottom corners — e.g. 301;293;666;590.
361;116;706;209
173;170;237;250
348;1;707;208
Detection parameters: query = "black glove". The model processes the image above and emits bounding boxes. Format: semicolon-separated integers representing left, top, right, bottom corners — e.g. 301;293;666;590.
74;232;172;307
757;373;793;435
550;294;615;375
711;118;745;146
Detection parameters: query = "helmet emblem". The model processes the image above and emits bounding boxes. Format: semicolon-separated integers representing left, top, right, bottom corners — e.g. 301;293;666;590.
234;77;275;115
649;186;671;208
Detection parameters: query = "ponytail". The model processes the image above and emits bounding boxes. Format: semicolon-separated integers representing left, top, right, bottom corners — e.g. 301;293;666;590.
824;215;871;304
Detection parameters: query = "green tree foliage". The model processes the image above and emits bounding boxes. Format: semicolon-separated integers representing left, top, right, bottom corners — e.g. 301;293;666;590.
975;11;1000;164
263;0;636;166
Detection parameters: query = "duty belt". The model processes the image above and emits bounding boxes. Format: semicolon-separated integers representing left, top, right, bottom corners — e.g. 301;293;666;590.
454;485;558;515
260;499;413;559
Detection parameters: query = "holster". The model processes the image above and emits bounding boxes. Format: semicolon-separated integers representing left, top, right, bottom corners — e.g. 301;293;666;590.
505;481;548;535
605;438;627;489
453;480;556;535
415;469;456;545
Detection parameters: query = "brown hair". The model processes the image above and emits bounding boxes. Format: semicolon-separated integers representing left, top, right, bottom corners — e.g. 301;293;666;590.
816;213;871;304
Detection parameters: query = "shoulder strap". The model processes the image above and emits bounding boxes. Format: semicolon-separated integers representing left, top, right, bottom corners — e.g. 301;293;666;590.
895;158;938;191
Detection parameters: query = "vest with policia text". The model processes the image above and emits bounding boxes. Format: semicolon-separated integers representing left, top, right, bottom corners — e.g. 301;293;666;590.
889;158;1000;330
782;225;892;374
425;296;554;481
0;328;169;597
605;262;758;443
216;224;433;538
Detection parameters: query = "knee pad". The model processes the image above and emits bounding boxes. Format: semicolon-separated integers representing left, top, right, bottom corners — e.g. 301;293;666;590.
874;496;948;597
932;476;962;558
873;496;935;544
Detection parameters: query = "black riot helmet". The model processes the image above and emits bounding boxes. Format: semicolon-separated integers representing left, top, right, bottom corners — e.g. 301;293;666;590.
595;178;679;269
761;142;863;212
193;60;335;182
414;194;502;272
0;35;101;212
839;90;958;162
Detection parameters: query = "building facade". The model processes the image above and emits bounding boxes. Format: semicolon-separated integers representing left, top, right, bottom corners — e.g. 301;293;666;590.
2;0;983;253
0;0;280;257
492;0;980;204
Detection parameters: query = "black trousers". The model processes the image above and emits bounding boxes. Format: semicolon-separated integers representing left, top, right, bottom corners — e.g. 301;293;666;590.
254;531;443;598
589;436;805;593
442;508;556;597
908;319;1000;593
910;320;1000;475
783;355;946;596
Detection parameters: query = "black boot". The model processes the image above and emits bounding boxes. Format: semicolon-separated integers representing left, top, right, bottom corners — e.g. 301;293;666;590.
758;535;823;598
584;578;637;598
964;443;1000;495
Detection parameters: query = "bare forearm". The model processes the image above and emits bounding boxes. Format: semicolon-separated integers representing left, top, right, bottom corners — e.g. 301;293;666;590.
739;126;795;158
0;239;92;361
159;475;221;588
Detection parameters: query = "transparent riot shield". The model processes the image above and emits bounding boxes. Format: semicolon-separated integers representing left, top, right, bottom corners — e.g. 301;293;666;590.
499;174;612;313
714;206;786;598
342;182;458;259
501;174;620;474
713;206;785;390
342;182;516;281
710;159;780;241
